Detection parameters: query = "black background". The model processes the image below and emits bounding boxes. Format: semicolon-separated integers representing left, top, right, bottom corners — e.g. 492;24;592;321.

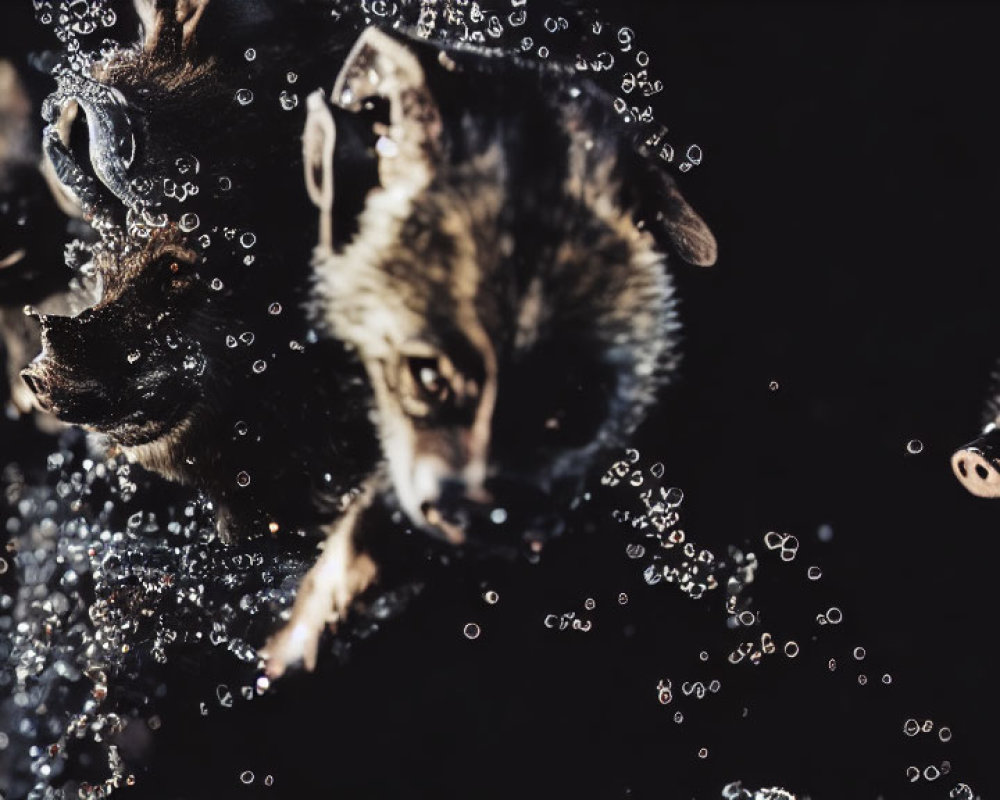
3;2;999;798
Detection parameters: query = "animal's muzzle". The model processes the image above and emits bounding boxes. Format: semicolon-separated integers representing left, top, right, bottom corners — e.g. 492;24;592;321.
953;427;1000;498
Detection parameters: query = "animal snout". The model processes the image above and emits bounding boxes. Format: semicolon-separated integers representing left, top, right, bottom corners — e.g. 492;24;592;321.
952;448;1000;498
952;429;1000;498
20;364;53;411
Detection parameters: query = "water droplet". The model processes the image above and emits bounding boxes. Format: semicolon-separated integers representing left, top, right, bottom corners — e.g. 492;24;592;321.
768;380;779;391
489;507;507;524
126;350;141;364
463;623;480;640
234;421;248;436
279;90;298;111
235;88;254;105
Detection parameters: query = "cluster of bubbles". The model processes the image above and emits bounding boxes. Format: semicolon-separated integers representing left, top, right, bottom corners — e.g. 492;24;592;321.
596;447;983;799
325;0;705;174
0;430;420;798
721;785;796;800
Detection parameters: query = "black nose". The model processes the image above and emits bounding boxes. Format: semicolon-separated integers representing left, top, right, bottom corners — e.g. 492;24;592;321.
953;428;1000;498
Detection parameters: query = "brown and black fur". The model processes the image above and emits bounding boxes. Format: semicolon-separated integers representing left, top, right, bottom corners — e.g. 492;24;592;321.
20;1;381;538
263;28;717;675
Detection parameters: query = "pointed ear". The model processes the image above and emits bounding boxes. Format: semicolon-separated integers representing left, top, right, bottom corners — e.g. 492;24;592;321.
134;0;210;56
645;168;718;267
331;27;443;189
302;91;336;251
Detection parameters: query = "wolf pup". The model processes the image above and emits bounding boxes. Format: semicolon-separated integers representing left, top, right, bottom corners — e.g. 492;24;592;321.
262;28;717;676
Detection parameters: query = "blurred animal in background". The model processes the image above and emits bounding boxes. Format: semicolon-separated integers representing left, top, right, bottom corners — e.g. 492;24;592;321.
263;27;717;676
1;57;90;427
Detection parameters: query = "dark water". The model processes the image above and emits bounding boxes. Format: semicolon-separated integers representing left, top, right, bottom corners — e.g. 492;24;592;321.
1;2;997;799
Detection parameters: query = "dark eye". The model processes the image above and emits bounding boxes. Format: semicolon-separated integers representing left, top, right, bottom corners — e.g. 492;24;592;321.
408;356;449;404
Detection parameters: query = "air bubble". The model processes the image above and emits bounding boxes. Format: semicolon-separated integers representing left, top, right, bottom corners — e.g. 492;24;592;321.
857;674;868;686
584;598;596;611
235;88;254;105
697;747;708;759
240;771;254;784
463;623;480;640
618;593;628;605
882;673;892;685
268;302;282;315
236;471;251;488
764;531;786;550
783;641;799;658
939;726;952;742
490;507;508;524
179;213;200;232
211;278;224;291
264;775;274;787
853;646;866;660
768;380;779;391
279;91;298;111
903;718;920;737
807;566;822;580
244;48;256;61
483;590;499;605
826;607;843;624
240;331;255;345
240;232;257;249
286;71;298;83
907;439;924;454
699;651;709;661
252;360;267;374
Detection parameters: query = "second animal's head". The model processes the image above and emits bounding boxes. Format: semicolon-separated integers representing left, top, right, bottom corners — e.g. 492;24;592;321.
307;29;717;549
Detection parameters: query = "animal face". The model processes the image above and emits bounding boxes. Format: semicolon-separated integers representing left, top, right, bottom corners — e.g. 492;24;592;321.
21;231;211;450
308;29;716;548
18;2;380;536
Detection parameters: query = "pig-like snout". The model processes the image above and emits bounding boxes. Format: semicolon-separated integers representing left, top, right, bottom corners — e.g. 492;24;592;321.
952;427;1000;498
